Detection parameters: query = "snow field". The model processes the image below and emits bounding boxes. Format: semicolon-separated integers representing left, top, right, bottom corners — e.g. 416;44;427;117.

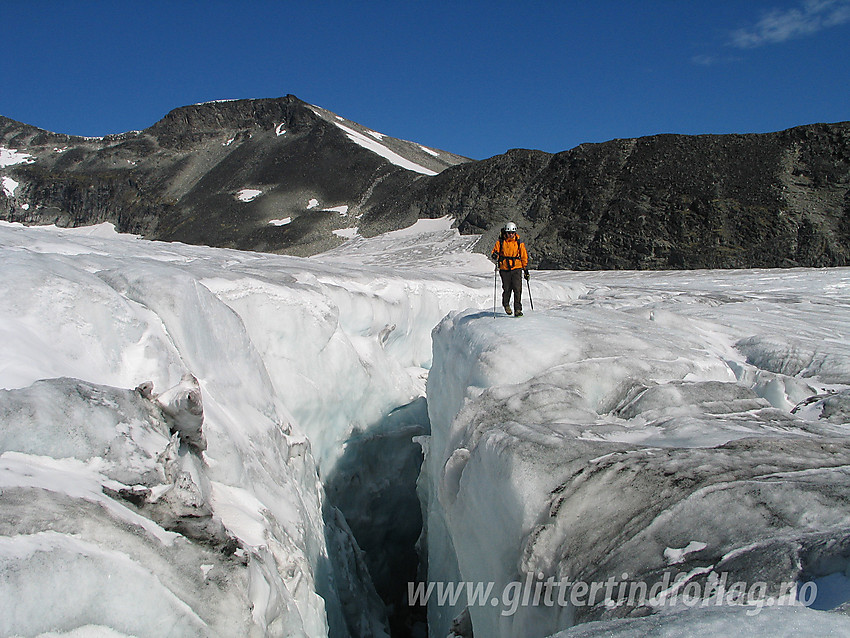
236;188;263;202
1;176;19;198
1;219;850;637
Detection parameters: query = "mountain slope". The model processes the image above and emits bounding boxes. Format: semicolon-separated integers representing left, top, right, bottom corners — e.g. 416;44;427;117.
2;96;849;268
368;123;850;269
0;96;470;255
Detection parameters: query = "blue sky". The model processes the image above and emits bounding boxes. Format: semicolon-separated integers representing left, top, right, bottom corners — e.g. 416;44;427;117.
3;1;849;160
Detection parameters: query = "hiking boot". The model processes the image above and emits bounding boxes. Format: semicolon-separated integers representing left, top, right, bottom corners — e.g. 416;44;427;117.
504;305;513;315
515;310;524;317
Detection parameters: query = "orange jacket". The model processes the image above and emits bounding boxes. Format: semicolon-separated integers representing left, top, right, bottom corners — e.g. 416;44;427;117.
491;235;529;271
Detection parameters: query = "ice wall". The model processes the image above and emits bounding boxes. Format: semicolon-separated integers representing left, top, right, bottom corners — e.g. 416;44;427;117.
422;274;850;638
0;220;496;637
0;378;257;637
0;234;338;636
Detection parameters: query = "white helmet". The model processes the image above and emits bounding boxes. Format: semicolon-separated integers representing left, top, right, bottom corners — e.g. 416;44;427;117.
503;222;517;233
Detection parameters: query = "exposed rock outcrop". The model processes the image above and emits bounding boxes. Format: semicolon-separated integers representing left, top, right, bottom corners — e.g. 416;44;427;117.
370;123;850;269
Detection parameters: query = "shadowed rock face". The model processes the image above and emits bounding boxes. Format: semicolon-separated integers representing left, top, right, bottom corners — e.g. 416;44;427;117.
2;95;848;269
371;123;850;269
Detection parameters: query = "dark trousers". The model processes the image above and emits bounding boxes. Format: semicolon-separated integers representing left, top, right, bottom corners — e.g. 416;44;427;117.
500;269;523;311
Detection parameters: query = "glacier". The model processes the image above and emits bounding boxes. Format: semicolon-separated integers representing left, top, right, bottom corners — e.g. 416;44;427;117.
0;219;849;637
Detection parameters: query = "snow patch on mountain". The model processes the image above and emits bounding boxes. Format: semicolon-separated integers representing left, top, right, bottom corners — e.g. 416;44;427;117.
332;121;438;175
236;188;263;202
323;205;350;215
305;103;439;176
383;215;455;237
1;176;19;198
333;227;359;239
0;147;34;168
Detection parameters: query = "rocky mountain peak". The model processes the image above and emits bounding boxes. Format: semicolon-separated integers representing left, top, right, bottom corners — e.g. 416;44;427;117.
145;95;320;147
0;95;469;254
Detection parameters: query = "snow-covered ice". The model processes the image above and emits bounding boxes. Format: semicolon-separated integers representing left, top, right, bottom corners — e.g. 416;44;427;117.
422;269;850;637
1;218;849;637
0;219;487;637
551;605;850;637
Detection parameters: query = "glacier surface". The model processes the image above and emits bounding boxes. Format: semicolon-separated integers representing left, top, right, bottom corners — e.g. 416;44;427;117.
0;219;849;637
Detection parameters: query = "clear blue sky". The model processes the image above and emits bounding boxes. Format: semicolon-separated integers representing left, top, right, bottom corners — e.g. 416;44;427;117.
3;1;849;160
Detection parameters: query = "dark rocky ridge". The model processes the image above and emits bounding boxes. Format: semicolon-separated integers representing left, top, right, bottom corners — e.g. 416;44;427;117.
2;95;849;268
365;123;850;269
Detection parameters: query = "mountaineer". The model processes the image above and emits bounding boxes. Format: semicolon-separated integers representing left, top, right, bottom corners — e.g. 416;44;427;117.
491;221;530;317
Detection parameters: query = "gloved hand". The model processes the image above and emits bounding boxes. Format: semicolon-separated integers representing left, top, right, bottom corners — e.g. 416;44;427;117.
523;268;530;281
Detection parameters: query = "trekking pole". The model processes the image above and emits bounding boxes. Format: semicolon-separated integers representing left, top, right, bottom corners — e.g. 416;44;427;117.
493;267;498;318
525;271;534;311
